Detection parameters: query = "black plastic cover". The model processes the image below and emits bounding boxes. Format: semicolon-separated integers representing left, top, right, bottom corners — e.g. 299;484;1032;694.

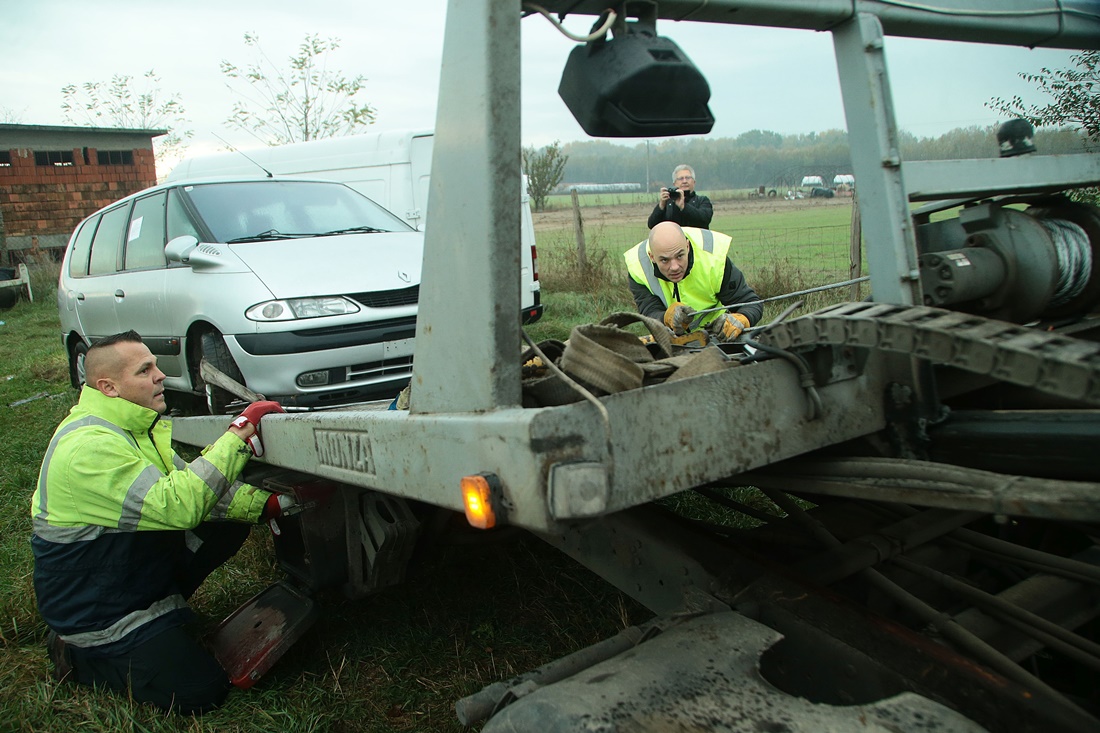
558;29;714;137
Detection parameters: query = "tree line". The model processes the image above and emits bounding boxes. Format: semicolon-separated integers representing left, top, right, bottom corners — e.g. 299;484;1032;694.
558;125;1092;191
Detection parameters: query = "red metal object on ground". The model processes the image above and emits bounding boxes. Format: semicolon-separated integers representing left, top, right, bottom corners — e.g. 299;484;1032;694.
209;580;318;689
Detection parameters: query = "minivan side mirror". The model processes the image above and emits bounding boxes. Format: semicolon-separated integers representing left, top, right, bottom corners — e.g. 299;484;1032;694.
165;235;199;263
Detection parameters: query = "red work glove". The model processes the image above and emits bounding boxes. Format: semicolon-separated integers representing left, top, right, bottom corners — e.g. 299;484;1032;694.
261;493;299;536
229;400;284;457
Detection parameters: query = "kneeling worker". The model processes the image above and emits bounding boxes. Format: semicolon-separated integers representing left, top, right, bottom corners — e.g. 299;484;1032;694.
32;330;295;714
625;221;763;344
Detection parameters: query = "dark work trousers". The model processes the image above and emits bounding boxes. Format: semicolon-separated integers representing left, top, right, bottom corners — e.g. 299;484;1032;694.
67;521;251;714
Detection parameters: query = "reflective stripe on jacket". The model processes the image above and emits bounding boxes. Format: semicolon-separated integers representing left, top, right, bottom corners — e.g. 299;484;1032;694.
624;227;732;328
31;386;269;650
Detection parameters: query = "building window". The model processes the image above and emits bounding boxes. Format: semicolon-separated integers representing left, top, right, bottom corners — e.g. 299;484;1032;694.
97;149;135;166
34;150;74;167
0;151;10;167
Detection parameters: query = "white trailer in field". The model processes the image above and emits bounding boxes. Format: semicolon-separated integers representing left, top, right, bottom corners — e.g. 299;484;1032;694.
172;2;1100;730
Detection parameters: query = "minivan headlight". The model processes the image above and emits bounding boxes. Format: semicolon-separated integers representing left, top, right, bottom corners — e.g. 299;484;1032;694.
246;297;361;321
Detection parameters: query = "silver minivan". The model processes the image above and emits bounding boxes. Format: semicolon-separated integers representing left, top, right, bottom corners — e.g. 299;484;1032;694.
57;176;422;412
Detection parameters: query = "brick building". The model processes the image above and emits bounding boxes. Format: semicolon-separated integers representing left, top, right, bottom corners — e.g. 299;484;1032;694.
0;123;165;265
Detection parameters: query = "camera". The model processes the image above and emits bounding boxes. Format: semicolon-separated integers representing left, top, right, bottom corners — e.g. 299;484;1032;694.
666;187;681;201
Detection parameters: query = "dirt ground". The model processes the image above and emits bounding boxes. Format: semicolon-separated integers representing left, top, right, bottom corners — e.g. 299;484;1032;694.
531;194;852;232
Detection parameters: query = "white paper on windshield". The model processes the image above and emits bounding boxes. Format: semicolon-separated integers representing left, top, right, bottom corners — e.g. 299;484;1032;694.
128;216;143;242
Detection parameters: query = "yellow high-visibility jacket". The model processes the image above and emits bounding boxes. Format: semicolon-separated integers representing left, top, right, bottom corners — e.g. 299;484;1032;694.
625;227;761;328
31;386;269;651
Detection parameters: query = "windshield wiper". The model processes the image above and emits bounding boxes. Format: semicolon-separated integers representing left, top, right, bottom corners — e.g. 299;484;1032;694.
321;226;386;236
226;229;310;243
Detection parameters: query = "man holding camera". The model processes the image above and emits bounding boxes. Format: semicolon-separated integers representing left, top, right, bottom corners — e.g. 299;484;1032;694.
647;164;713;230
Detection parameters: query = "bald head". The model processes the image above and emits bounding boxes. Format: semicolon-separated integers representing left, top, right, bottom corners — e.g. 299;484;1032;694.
647;222;691;282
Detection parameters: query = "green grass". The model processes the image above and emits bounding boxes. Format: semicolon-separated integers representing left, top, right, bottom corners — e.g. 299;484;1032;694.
0;273;79;679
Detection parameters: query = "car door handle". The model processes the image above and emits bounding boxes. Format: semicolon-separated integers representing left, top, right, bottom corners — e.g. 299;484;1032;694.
115;289;126;298
75;292;85;301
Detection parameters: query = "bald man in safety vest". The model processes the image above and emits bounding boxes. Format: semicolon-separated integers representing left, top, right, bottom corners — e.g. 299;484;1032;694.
625;222;763;344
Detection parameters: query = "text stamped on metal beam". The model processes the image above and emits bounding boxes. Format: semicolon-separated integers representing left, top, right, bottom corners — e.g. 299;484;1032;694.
314;430;375;474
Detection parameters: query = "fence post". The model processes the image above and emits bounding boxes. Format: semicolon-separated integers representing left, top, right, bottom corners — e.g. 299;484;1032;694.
571;188;588;269
0;206;6;267
849;190;862;300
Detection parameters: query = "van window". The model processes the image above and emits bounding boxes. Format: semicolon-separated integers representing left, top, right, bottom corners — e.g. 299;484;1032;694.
88;205;130;276
124;192;168;270
181;180;412;242
166;188;203;243
67;216;98;278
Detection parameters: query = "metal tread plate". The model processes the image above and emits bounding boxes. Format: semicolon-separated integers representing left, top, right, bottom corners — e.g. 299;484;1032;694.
480;611;987;732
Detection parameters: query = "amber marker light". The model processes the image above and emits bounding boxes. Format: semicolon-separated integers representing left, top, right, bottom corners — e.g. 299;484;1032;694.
461;473;504;529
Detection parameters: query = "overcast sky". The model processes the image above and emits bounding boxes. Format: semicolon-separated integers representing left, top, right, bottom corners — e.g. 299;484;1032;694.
1;0;1085;170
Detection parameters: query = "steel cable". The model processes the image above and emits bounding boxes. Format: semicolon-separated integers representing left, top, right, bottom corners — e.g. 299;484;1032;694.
1039;217;1092;307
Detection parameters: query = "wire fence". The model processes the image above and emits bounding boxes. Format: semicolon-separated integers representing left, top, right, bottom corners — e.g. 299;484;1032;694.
536;218;868;324
730;225;856;283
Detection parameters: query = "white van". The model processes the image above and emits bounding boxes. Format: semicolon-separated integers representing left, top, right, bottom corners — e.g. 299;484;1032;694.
168;129;543;323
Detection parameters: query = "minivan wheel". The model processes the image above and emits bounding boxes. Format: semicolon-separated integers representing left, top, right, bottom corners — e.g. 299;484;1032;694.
69;339;89;390
198;330;246;414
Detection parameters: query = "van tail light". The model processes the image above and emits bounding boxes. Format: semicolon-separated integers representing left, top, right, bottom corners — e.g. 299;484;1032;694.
531;245;539;282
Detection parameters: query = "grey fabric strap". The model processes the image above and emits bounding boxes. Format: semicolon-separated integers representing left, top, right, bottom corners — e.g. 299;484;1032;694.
560;313;676;395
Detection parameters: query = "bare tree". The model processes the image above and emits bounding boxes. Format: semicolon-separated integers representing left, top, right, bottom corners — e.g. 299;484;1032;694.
61;69;193;168
220;32;377;146
0;106;25;124
523;141;569;212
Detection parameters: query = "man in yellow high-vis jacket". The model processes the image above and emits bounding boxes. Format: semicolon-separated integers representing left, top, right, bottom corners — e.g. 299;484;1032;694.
625;221;763;343
31;330;292;714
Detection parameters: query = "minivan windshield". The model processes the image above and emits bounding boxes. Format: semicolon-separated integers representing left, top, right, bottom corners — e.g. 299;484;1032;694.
181;180;414;243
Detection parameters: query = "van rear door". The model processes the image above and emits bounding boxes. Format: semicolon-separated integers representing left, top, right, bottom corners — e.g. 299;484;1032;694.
408;134;433;230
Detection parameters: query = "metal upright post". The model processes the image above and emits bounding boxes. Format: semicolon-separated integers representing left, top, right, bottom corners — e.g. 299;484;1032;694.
831;13;922;307
413;0;524;413
645;140;651;193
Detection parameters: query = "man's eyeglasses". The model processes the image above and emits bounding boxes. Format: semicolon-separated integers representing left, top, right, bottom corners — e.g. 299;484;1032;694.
675;175;694;182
